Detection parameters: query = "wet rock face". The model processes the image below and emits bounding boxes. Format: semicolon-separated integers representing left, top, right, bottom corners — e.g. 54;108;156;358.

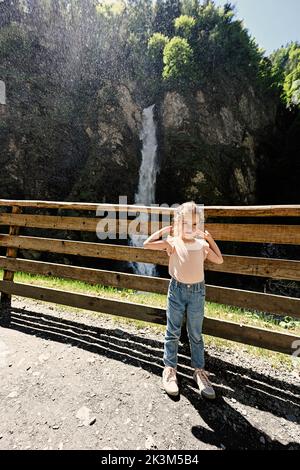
0;79;143;204
156;86;277;205
67;80;143;204
162;92;190;129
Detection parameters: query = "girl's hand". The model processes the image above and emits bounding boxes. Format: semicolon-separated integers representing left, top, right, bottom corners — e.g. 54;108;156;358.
160;225;173;235
192;228;213;243
203;230;213;242
192;228;205;238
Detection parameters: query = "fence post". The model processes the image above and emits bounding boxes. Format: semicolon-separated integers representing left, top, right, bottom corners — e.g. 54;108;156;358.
0;205;22;325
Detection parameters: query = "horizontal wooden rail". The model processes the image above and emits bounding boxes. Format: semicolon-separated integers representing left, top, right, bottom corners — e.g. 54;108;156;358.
0;200;300;217
206;285;300;319
0;214;299;244
0;280;298;355
0;259;299;318
0;257;166;292
0;234;166;263
1;234;299;280
206;255;300;281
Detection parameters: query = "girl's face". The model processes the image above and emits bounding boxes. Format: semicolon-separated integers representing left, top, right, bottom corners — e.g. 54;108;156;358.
181;213;200;239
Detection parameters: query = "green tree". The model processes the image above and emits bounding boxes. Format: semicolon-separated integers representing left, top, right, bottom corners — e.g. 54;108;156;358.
174;14;196;39
270;42;300;107
162;36;194;83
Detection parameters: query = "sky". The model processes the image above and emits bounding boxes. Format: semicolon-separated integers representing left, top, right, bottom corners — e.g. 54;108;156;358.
214;0;300;55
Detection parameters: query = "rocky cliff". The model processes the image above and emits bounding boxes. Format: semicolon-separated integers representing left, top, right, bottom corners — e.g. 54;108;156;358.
0;74;296;207
156;80;277;205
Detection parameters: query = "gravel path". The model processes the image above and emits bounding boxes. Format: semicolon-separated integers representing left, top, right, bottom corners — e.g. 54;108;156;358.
0;297;299;450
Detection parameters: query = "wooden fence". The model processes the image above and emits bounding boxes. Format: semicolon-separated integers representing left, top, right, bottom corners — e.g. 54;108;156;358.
0;200;299;355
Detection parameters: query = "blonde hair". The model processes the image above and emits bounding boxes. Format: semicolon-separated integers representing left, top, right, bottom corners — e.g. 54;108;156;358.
168;201;204;262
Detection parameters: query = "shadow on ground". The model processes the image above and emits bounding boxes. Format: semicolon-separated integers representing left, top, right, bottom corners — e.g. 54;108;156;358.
1;306;300;450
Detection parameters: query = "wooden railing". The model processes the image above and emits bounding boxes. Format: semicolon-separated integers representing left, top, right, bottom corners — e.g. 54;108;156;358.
0;200;299;355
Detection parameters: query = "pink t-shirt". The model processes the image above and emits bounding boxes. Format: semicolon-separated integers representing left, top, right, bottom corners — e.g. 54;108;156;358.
167;235;209;284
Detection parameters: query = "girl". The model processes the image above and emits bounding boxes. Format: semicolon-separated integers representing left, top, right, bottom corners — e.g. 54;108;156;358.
143;201;223;399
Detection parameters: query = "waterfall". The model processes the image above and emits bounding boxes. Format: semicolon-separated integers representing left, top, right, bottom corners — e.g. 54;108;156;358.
129;103;159;277
0;80;5;105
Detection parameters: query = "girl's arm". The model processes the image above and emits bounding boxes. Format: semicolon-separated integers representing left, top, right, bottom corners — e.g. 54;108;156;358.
204;230;223;264
143;225;173;251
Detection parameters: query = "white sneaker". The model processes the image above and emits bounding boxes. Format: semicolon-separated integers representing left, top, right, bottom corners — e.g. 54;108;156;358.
193;368;216;399
162;366;179;396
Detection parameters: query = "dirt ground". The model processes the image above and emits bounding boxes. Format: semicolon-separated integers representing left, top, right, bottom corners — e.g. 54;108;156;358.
0;296;299;450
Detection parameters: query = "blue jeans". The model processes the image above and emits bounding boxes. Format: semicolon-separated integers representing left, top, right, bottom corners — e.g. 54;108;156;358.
163;276;206;369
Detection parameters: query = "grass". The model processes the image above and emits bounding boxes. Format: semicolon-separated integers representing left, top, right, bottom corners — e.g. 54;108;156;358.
1;269;300;371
